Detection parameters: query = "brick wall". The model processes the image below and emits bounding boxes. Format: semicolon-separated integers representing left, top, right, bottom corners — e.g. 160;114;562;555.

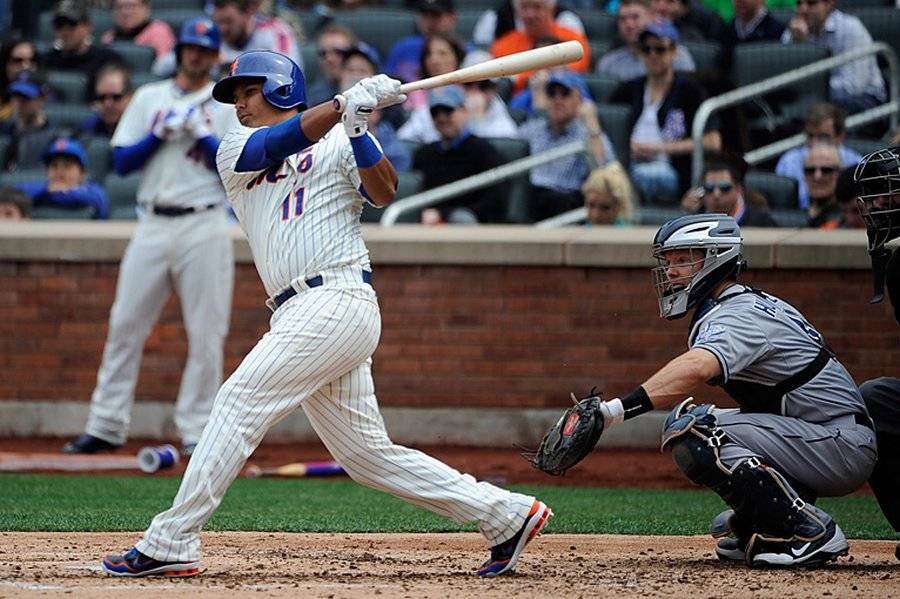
0;261;895;409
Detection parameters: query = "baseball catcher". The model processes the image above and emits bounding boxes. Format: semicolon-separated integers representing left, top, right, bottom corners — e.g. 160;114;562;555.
534;213;876;567
854;146;900;562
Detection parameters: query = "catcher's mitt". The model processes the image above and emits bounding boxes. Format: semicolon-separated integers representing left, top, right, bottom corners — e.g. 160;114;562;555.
528;389;605;476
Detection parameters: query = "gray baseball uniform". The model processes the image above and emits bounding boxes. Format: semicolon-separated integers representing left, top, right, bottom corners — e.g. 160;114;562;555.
687;284;877;497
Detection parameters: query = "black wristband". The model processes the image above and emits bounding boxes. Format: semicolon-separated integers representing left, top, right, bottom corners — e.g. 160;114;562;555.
621;386;653;420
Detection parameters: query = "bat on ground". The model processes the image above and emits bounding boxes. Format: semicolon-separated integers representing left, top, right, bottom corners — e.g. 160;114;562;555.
244;460;346;478
332;40;584;113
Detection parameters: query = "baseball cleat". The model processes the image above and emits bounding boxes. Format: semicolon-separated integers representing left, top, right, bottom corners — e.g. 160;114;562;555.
101;547;201;577
746;522;848;567
62;434;121;454
477;499;552;577
715;537;747;562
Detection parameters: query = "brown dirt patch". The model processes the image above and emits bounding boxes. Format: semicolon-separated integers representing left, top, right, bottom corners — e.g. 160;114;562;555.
0;532;897;598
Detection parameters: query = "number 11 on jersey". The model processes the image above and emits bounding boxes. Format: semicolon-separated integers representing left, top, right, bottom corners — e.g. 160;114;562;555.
281;187;305;220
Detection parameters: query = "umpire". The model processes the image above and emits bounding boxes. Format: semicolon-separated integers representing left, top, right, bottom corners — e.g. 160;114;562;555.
854;146;900;562
572;214;876;567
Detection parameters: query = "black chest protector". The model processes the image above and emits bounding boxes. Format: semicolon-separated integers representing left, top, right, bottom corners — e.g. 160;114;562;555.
689;287;835;415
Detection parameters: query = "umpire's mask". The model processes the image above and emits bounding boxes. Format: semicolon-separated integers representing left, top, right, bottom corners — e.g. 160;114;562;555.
651;214;744;320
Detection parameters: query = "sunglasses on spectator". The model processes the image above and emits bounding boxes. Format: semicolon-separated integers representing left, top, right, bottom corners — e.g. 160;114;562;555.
318;48;348;58
702;182;734;194
546;85;572;98
96;92;126;102
803;165;839;175
640;44;671;55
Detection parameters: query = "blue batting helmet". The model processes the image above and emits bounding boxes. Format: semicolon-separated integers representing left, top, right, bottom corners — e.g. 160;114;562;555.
177;17;221;54
212;50;307;110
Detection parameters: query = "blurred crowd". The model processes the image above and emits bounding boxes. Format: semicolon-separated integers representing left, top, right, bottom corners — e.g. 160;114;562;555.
0;0;897;226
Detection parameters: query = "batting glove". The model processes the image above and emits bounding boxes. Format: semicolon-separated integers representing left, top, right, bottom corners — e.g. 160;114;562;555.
340;83;377;138
360;74;407;108
151;108;187;140
184;105;213;140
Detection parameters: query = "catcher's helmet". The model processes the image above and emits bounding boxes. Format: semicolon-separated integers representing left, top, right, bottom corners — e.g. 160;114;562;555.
176;16;221;55
853;145;900;253
212;50;307;110
651;214;744;320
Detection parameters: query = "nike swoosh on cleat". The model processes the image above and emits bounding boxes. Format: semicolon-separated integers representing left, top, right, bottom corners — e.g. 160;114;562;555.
790;543;811;557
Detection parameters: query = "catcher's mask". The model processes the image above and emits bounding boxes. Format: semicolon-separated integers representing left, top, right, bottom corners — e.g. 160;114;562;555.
854;145;900;253
651;214;744;320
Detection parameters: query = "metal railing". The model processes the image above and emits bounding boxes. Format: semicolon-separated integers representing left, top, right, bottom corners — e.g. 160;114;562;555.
380;140;591;226
692;42;899;184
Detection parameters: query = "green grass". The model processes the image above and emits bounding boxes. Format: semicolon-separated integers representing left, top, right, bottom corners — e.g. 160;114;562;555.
0;474;896;539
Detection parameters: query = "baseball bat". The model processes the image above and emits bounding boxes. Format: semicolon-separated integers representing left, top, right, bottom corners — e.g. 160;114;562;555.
333;40;584;113
245;460;346;478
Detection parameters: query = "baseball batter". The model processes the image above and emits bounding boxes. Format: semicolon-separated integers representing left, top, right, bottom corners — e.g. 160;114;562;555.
62;18;236;457
100;50;551;578
556;214;876;567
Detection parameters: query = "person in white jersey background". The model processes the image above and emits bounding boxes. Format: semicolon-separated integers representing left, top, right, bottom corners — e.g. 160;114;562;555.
62;17;236;458
100;49;552;579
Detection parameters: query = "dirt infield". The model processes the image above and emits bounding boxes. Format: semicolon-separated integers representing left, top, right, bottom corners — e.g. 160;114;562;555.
1;532;897;598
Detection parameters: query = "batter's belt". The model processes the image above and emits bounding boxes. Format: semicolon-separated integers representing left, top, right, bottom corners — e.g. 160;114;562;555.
269;269;373;311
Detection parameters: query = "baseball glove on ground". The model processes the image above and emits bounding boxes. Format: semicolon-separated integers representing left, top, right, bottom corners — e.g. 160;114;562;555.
528;390;605;476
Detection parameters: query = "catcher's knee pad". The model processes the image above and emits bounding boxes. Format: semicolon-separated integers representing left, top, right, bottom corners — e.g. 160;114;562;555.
661;400;730;488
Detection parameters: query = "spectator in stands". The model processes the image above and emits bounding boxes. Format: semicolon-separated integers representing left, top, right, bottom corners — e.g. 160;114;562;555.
775;102;861;210
44;0;125;96
16;138;109;219
681;155;777;226
519;70;617;222
0;71;70;171
611;19;722;203
651;0;727;42
0;37;38;123
717;0;785;69
401;48;518;142
306;23;356;106
0;187;32;220
781;0;885;113
385;0;458;84
403;33;465;113
414;86;509;224
596;0;696;81
339;43;410;171
582;162;636;226
804;142;842;228
79;63;134;138
832;164;865;229
212;0;301;67
101;0;176;70
472;0;585;47
490;0;590;95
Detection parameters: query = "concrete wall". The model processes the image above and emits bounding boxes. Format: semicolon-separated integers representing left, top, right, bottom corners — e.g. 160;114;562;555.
0;222;895;446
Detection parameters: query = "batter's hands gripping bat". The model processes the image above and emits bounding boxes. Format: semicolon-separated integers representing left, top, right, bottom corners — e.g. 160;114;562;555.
244;460;346;478
332;40;584;113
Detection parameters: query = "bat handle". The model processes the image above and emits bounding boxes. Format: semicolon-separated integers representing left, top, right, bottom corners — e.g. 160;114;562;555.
332;94;347;114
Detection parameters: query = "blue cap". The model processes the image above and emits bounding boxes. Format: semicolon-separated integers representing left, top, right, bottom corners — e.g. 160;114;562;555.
428;85;465;109
44;138;87;168
8;71;45;99
345;42;381;72
545;69;591;100
640;18;680;43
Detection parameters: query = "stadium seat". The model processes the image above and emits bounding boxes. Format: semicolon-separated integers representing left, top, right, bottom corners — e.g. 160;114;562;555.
103;172;141;220
455;10;482;42
360;170;423;223
573;10;617;41
333;10;417;58
47;71;90;104
495;77;513;103
588;40;611;71
31;205;97;220
744;170;799;210
84;136;112;182
596;103;632;169
844;136;884;158
300;44;321;87
0;169;44;188
153;9;205;33
105;42;156;73
131;72;165;90
485;137;530;223
0;137;10;167
770;208;808;228
399;139;421;160
44;104;94;131
38;9;115;42
634;206;684;225
583;74;619;104
852;8;900;70
681;40;721;73
152;0;204;9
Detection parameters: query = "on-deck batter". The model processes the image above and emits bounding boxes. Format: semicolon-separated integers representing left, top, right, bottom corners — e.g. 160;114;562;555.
62;18;236;458
100;50;551;579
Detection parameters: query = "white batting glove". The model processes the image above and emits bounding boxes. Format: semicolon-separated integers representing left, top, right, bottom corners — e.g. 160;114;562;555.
152;108;187;140
360;74;407;108
340;83;377;138
184;105;213;140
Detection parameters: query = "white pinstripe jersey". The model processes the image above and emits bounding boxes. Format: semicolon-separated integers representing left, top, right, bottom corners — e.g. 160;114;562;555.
216;123;372;297
111;79;237;208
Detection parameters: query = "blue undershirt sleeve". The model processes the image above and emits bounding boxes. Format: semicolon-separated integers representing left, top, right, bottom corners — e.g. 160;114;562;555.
234;114;313;173
195;135;220;170
111;133;164;175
